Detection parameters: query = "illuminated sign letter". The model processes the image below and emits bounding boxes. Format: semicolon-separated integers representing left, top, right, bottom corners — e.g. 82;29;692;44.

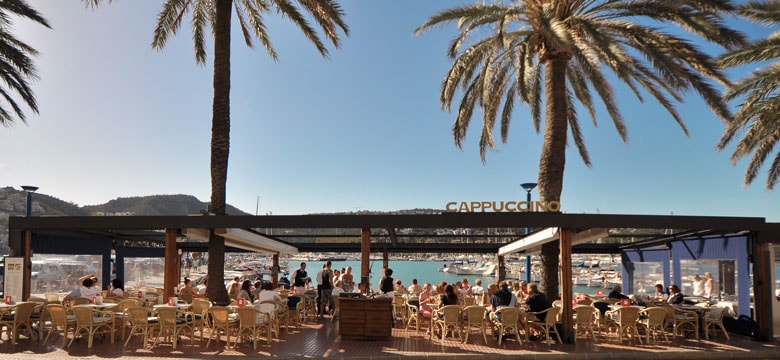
458;202;469;213
470;202;481;212
493;201;505;212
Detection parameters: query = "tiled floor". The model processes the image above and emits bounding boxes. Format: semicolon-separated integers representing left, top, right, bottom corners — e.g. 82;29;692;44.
1;316;778;359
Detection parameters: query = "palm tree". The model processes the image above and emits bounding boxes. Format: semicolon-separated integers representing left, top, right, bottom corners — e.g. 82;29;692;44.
0;0;50;126
86;0;348;303
717;0;780;190
416;0;744;300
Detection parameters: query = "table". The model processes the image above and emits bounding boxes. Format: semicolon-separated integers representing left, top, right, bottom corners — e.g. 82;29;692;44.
152;304;191;310
339;297;392;340
75;303;119;310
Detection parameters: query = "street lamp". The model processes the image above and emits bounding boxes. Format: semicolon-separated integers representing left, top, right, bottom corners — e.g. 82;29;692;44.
520;182;537;283
21;185;38;217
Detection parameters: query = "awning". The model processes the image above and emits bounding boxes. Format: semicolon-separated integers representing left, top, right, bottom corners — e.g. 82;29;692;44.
498;227;609;256
182;228;299;255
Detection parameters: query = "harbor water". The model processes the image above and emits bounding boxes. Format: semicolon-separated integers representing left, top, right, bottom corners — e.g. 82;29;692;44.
284;259;613;296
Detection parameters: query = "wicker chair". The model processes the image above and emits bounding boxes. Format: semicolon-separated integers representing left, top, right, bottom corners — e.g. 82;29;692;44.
235;306;271;349
526;305;562;344
639;306;669;343
69;306;115;348
573;305;598;341
42;304;76;346
431;305;462;342
461;305;488;344
0;302;37;344
124;306;159;348
206;306;238;348
604;306;642;344
492;307;523;345
153;307;194;350
190;298;212;341
703;306;730;340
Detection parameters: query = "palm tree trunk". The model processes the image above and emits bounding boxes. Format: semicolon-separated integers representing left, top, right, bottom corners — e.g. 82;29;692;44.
207;0;233;305
538;57;568;303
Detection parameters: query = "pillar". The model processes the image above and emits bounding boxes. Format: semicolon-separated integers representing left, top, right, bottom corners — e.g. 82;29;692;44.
22;230;31;300
272;253;279;289
560;228;574;344
163;228;178;302
496;255;506;281
361;228;370;287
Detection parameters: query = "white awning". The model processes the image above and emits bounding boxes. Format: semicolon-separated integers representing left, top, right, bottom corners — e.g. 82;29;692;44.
182;228;298;255
498;227;609;256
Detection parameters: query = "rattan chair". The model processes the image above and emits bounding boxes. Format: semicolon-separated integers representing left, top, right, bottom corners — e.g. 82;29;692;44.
461;305;488;344
0;302;37;344
235;306;271;349
153;307;194;350
703;307;730;340
639;306;669;343
526;305;562;344
42;304;76;346
604;306;642;344
206;306;238;348
69;306;115;348
190;298;211;340
573;305;598;340
431;305;462;342
124;306;159;348
114;298;140;340
492;306;523;345
256;301;280;340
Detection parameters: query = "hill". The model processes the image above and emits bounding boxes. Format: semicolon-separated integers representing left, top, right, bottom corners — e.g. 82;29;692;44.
0;187;249;254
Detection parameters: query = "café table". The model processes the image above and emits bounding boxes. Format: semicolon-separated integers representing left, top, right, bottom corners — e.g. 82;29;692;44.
152;303;191;310
75;303;119;311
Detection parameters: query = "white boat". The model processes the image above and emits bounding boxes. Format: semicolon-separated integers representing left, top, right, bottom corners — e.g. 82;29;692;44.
455;262;496;276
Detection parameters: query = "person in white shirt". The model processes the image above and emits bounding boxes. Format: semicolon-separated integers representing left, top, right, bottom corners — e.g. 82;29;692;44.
331;280;345;298
692;274;704;296
79;277;100;299
470;278;485;296
255;281;282;303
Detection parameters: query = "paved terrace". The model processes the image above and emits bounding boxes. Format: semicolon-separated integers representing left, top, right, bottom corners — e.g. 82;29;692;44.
1;316;778;360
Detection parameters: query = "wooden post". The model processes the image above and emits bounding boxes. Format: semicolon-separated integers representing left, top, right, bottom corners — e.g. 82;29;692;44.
382;248;389;270
22;230;31;300
753;230;776;341
560;228;574;344
361;228;370;287
164;228;178;303
272;253;279;289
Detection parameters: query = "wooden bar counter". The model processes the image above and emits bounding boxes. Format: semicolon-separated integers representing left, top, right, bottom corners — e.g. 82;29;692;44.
339;296;393;340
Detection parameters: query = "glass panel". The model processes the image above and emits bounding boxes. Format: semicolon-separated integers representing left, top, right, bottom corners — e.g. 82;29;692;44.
124;257;165;289
30;254;103;298
632;262;663;296
680;259;735;301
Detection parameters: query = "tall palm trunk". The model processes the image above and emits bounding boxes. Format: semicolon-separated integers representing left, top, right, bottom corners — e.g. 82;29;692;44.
207;0;232;305
538;57;568;303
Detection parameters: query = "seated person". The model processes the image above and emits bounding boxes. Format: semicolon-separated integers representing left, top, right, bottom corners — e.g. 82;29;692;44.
608;284;630;300
667;284;684;304
256;281;282;303
179;278;199;297
525;283;549;321
440;284;460;306
62;277;99;304
237;280;255;303
418;283;435;318
407;279;422;295
653;283;668;301
490;281;513;312
107;278;124;298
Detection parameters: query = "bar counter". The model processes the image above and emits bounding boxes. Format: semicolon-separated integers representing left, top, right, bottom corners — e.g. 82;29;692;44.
339;296;393;340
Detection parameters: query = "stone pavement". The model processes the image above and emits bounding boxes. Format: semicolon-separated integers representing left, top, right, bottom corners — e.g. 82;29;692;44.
1;315;778;360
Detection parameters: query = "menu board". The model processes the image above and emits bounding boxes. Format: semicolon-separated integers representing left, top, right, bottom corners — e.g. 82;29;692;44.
3;257;23;302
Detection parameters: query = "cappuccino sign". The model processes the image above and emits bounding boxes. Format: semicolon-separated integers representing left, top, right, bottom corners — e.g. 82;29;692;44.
445;200;561;213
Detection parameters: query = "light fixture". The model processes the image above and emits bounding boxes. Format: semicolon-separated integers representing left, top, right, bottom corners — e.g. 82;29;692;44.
21;185;38;217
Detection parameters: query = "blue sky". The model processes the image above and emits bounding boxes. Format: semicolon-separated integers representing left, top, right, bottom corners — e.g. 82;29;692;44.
1;1;777;221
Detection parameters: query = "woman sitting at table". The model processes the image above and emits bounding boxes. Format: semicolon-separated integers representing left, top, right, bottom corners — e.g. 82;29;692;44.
237;280;254;303
107;278;124;298
419;283;435;318
667;284;684;304
440;284;460;306
179;278;199;297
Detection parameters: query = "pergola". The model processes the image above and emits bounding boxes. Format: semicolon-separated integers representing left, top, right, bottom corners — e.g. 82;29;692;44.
8;212;779;342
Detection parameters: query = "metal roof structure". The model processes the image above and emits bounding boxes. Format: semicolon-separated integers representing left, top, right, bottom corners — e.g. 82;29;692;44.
8;211;780;341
